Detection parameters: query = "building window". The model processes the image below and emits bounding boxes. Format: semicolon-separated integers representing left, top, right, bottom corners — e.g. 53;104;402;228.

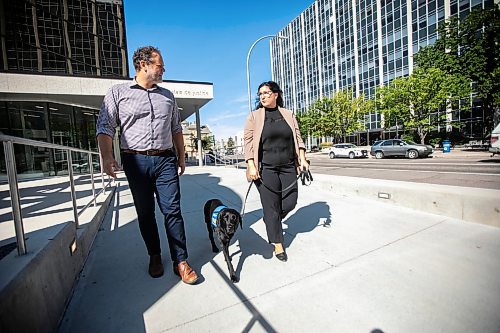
0;0;128;77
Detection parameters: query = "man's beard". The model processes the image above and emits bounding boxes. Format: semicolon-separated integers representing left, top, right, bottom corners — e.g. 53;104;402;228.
149;72;163;84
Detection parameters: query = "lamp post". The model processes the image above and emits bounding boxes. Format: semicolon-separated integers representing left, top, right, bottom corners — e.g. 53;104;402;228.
246;34;287;112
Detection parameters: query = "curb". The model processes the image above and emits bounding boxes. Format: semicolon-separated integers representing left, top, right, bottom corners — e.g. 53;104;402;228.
312;174;500;227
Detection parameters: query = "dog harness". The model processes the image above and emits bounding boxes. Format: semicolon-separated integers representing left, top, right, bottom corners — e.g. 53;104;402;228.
211;205;227;228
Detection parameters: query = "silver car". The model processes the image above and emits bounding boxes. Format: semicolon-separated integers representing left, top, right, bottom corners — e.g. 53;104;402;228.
370;139;433;159
327;143;368;159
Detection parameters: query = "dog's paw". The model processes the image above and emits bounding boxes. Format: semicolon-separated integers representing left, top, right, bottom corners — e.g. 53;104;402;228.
231;275;239;283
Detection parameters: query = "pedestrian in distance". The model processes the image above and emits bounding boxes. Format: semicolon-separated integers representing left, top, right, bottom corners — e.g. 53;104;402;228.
96;46;198;284
243;81;309;262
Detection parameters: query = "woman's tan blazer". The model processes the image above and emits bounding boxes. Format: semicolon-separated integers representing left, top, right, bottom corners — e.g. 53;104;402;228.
243;107;306;170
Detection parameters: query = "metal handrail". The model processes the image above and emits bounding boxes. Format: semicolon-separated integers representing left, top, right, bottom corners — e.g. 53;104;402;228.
203;153;245;169
203;153;229;166
0;134;113;256
0;134;101;154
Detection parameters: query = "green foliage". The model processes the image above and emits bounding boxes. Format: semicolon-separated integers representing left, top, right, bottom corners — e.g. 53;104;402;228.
376;67;471;144
202;135;213;150
296;102;324;139
429;137;441;147
190;134;214;150
414;6;500;134
401;133;416;142
300;89;369;143
295;111;309;138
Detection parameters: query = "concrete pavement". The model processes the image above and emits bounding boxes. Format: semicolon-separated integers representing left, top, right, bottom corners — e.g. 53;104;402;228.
57;166;500;333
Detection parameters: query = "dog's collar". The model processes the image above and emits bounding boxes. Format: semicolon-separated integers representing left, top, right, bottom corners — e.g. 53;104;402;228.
211;205;227;228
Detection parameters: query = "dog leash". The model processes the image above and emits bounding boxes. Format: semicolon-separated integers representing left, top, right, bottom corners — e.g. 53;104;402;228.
259;168;313;193
240;168;313;219
240;180;254;220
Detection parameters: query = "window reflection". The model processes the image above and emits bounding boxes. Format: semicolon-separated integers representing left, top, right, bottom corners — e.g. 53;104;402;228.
0;101;99;180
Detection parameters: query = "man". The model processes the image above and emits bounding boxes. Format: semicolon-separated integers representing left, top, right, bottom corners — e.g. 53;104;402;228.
96;46;198;284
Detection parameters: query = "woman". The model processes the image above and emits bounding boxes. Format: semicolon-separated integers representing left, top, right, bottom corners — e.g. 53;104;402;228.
244;81;309;262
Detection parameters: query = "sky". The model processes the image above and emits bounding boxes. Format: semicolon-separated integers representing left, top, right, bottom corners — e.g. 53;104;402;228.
124;1;312;143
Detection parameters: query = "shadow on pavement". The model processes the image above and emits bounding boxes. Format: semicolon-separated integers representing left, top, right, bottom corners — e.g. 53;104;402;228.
283;201;332;249
0;174;107;223
60;171;303;332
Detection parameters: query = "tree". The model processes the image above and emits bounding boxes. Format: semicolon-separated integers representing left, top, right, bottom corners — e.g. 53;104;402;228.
376;67;471;144
303;89;368;143
191;134;214;151
414;6;500;134
306;97;332;137
295;111;309;138
296;106;324;150
226;137;235;154
327;89;370;142
202;135;213;150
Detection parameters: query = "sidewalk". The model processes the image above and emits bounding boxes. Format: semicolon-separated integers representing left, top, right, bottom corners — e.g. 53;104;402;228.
58;166;500;333
432;148;494;159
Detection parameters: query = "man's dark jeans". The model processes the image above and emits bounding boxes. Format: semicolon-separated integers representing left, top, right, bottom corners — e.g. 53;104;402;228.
122;151;188;264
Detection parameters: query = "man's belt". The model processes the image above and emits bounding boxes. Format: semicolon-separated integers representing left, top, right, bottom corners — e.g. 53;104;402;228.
121;149;173;156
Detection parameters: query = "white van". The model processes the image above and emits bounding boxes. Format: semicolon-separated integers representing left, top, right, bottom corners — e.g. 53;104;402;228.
490;123;500;156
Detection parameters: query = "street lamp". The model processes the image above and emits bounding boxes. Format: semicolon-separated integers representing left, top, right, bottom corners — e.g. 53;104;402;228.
246;34;288;112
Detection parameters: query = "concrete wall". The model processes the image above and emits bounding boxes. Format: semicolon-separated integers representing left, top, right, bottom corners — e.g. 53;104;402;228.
314;174;500;227
0;186;116;333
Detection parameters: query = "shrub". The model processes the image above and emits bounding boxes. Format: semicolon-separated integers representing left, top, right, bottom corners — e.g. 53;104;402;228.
320;142;333;148
429;138;441;147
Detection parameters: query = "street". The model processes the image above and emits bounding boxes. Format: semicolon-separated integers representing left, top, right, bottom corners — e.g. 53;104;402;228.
307;150;500;189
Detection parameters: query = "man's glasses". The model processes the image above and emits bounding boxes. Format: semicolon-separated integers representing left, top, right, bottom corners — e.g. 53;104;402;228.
258;91;274;97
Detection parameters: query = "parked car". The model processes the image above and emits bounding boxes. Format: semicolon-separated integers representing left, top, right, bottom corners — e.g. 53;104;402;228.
327;143;368;159
370;139;433;159
489;123;500;156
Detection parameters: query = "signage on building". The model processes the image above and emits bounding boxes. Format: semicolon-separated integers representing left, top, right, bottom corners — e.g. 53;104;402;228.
170;88;211;98
160;82;213;99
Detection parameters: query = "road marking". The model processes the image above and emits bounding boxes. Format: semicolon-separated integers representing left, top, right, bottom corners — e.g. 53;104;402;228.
313;166;500;176
318;160;496;167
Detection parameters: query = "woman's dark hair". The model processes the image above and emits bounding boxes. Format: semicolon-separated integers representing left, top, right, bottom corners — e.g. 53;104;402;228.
133;46;161;70
256;81;284;108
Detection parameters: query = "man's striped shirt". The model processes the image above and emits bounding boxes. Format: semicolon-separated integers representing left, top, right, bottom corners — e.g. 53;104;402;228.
96;80;182;151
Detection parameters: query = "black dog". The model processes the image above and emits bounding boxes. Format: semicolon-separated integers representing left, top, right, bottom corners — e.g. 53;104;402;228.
204;199;242;282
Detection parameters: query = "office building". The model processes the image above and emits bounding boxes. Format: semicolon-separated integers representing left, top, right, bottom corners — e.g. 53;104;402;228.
0;0;128;77
270;0;496;144
0;0;213;179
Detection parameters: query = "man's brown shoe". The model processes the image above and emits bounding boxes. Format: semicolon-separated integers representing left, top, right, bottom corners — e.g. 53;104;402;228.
173;261;199;284
148;254;164;278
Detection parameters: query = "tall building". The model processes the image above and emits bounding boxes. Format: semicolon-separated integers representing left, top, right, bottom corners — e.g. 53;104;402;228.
0;0;128;77
0;0;213;179
271;0;496;143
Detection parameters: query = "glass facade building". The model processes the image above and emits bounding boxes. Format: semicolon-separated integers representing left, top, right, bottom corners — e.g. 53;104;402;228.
0;0;128;179
271;0;496;143
0;100;101;177
0;0;128;77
